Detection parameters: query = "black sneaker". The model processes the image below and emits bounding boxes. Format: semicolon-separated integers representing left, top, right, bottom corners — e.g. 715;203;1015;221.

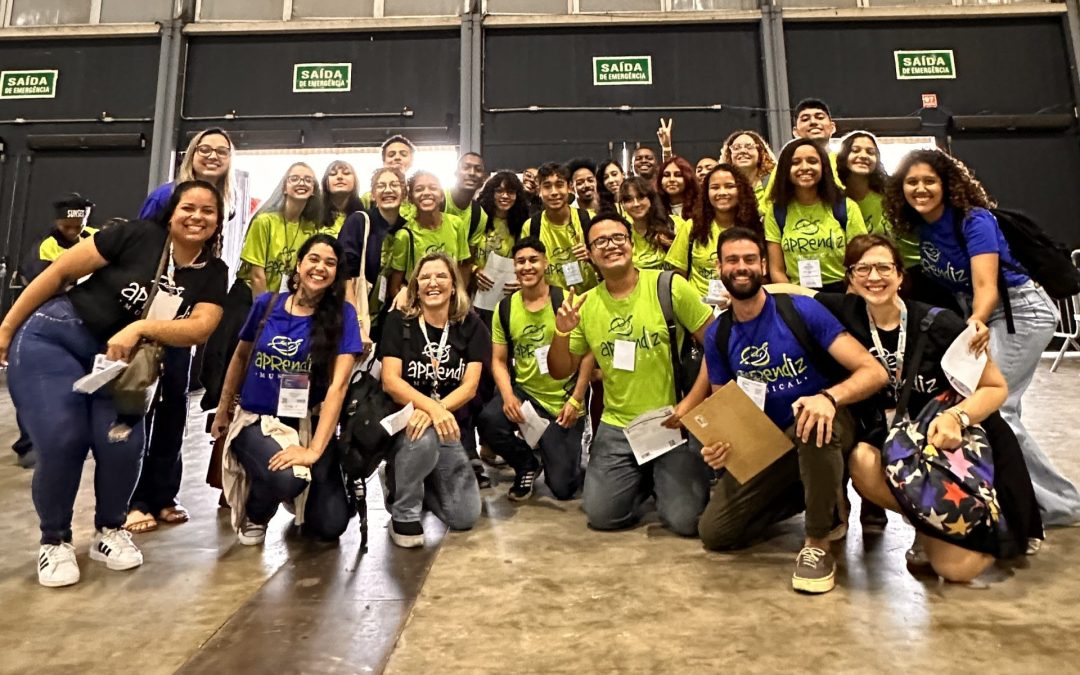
508;469;538;502
390;519;424;548
792;546;836;594
474;466;492;489
860;501;889;534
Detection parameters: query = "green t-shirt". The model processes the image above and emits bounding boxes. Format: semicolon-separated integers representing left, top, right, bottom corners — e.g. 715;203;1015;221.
361;192;417;221
764;198;868;286
665;218;721;298
520;209;599;292
443;188;489;255
569;269;711;427
492;292;574;417
389;213;470;277
320;212;345;238
239;211;321;291
476;216;516;272
854;192;921;269
631;226;667;270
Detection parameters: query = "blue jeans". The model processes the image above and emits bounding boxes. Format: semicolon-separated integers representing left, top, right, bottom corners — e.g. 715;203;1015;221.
583;422;711;536
985;282;1080;526
387;427;481;530
477;388;583;500
7;297;145;544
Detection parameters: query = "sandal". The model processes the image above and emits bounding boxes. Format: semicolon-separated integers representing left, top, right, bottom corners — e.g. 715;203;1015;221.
124;509;158;534
158;505;190;525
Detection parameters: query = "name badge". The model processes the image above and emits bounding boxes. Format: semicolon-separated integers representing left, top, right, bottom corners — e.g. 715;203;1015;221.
562;261;584;286
797;259;823;289
613;340;636;371
147;291;183;321
736;375;767;411
535;344;552;375
277;373;310;418
377;276;388;302
279;275;290;293
705;279;730;306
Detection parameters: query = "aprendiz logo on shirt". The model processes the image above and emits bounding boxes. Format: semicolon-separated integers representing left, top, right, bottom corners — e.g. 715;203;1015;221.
119;278;190;319
869;345;937;394
782;218;845;253
920;242;968;284
265;246;300;283
406;359;466;386
736;342;810;391
422;341;452;364
255;335;310;374
600;317;662;359
514;324;546;360
695;252;720;281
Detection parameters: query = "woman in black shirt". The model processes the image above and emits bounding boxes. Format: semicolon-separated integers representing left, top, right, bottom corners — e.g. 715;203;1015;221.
0;180;228;588
378;252;487;548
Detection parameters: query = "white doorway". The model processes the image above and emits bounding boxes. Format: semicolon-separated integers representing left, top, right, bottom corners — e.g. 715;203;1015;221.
828;135;939;174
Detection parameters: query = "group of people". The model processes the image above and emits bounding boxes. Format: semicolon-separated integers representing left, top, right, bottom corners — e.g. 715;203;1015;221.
1;98;1076;595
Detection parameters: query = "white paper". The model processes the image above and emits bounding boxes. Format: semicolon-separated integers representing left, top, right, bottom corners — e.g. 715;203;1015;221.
613;339;636;371
705;279;730;306
623;406;686;465
473;254;517;311
147;291;183;321
737;376;767;410
72;354;128;394
941;323;988;398
380;402;415;436
797;259;823;289
517;401;551;449
562;261;584;286
534;344;551;375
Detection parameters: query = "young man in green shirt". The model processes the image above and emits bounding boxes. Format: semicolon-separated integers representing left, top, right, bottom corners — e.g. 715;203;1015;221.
362;135;418;220
520;163;598;292
444;152;489;256
548;212;715;536
478;237;593;501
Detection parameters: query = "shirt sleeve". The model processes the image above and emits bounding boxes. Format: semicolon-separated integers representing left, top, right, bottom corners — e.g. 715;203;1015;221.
463;313;491;364
962;208;1003;257
138;184;173;221
377;311;405;359
338;302;365;356
239;214;272;268
763;204;782;244
491;299;508;345
702;319;733;386
191;260;229;308
672;273;712;333
520;218;534;238
844;198;868;238
389;228;409;272
238;293;273;342
92;219;149;263
793;295;847;352
665;221;690;272
339;212;366;278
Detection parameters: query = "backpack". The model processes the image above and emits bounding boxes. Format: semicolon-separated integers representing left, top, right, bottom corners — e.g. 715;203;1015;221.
657;270;703;400
773;199;848;238
713;292;846;388
951;207;1080;333
497;286;564;381
529;208;593;247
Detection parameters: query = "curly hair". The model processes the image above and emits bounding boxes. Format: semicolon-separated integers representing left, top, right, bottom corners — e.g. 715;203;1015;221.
768;138;843;209
883;148;995;236
407;170;444;210
691;164;763;245
285;233;347;390
836;131;888;194
720;130;776;185
477;170;529;241
618;176;676;251
655;156;699;218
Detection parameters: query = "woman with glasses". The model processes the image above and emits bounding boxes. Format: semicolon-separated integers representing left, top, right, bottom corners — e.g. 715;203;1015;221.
720;130;776;207
617;176;676;270
126;128;236;534
319;160;363;238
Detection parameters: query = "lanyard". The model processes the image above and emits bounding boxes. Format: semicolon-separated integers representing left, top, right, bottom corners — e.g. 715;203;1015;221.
418;316;452;400
866;299;907;398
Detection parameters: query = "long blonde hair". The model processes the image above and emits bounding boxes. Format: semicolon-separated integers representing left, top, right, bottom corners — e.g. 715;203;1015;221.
178;128;235;211
401;252;470;323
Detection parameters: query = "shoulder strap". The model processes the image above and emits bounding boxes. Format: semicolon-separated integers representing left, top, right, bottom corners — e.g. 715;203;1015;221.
469;201;483;239
953;208;1015;334
773;202;787;238
714;310;734;365
139;243;172;321
549;285;564;312
687;237;694;278
895;307;943;419
832;199;847;234
404;225;416;278
530;212;543;241
577;207;592;233
657;270;684;399
353;213;372;332
241;292;280;380
498;294;515;380
773;293;841;384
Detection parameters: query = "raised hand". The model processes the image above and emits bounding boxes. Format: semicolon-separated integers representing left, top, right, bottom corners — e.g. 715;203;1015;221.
555;287;587;334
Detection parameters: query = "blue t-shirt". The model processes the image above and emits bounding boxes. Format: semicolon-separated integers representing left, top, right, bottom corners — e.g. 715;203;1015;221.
704;294;844;429
919;207;1029;294
139;182;175;221
237;293;364;416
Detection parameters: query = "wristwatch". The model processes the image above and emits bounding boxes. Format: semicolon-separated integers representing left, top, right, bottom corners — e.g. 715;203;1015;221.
949;408;971;428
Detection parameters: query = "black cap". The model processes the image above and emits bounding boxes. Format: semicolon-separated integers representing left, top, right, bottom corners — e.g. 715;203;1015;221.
53;193;94;220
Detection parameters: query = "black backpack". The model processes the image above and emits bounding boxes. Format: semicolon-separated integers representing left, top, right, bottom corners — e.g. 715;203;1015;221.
657;270;704;399
773;199;848;238
497;286;564;380
529;208;593;246
713;292;846;388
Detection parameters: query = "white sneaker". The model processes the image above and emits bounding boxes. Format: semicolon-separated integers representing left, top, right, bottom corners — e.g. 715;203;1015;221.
237;519;267;546
38;543;80;588
89;528;144;571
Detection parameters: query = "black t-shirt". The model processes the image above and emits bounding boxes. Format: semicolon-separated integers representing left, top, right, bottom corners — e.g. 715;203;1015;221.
377;309;488;399
67;219;229;343
816;293;967;415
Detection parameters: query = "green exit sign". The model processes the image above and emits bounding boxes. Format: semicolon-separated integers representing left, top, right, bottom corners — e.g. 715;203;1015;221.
593;56;652;86
0;69;58;99
894;50;956;80
293;63;352;93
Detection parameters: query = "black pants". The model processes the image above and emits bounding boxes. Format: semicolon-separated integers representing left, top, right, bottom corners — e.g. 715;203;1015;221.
130;346;191;514
199;279;254;410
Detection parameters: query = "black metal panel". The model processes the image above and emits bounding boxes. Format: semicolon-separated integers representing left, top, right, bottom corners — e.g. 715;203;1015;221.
0;38;159;119
182;32;460;146
786;18;1074;119
482;24;766;169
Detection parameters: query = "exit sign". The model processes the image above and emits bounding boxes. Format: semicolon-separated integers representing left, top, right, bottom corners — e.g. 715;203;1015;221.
293;63;352;93
0;69;58;99
593;56;652;86
894;50;956;80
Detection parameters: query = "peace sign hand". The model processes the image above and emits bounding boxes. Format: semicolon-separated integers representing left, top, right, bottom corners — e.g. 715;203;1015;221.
555;287;587;335
656;117;674;149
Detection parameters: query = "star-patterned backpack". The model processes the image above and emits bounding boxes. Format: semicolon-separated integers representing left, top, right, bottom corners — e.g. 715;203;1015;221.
880;309;1005;547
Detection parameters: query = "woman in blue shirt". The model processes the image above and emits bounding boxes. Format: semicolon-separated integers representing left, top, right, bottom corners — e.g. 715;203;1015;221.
211;234;364;545
884;149;1080;527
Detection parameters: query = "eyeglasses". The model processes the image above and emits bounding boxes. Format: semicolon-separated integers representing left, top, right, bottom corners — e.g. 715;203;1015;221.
287;175;316;186
849;262;897;278
729;143;756;153
195;145;231;158
375;181;402;192
589;232;629;250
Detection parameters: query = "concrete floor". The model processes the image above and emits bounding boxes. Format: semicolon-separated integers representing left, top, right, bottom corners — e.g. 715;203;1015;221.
2;360;1080;674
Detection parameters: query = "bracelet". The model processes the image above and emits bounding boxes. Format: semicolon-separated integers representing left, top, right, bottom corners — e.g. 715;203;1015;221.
554;327;572;337
566;397;583;412
818;389;838;409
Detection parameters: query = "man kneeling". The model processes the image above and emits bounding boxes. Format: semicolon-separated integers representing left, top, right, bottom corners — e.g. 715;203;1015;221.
478;238;592;501
698;228;887;593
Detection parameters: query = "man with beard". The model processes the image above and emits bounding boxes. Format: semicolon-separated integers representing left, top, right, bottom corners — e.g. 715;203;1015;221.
697;227;886;594
548;212;714;536
478;238;593;502
632;146;658;181
567;158;601;213
445;152;490;261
